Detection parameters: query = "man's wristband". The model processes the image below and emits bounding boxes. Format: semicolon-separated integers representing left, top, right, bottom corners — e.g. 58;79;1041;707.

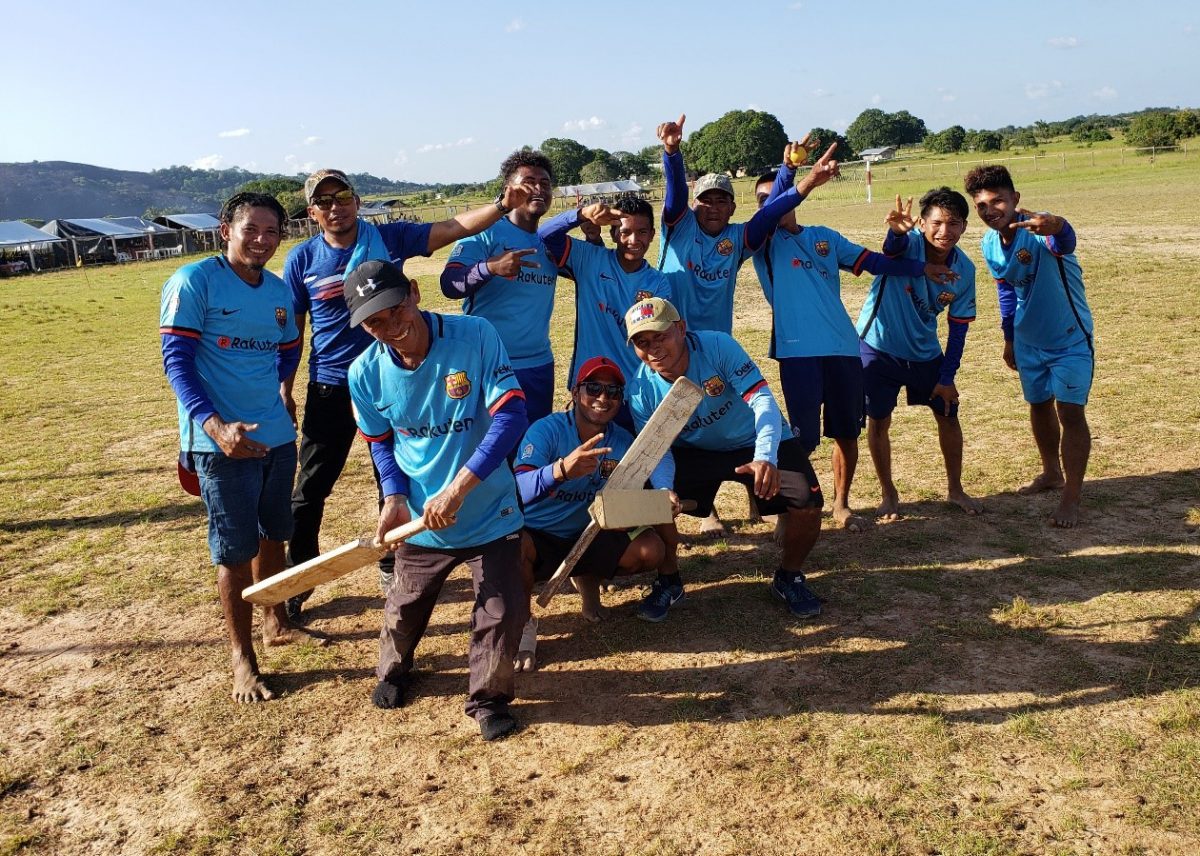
554;458;567;482
493;193;512;215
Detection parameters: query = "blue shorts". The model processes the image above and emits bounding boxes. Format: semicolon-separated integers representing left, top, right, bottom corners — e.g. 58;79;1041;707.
515;361;556;424
1014;336;1093;406
860;340;956;420
777;355;864;452
193;442;297;566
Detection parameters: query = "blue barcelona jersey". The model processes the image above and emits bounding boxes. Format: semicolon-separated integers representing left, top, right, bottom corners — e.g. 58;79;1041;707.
160;256;299;453
658;209;751;333
285;220;432;385
347;313;524;550
981;220;1092;350
559;237;672;385
857;231;976;362
628;330;767;451
752;226;868;359
515;411;635;539
446;218;557;369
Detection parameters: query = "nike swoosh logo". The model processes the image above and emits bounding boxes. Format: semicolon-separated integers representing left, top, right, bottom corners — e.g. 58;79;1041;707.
221;309;240;315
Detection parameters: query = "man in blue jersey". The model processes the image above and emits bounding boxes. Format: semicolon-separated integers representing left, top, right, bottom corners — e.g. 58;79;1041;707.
657;117;839;537
160;192;324;704
965;165;1094;528
344;259;529;742
515;358;667;654
625;298;826;622
753;146;959;531
282;169;527;621
536;195;672;430
441;150;559;424
855;188;983;521
655;115;840;334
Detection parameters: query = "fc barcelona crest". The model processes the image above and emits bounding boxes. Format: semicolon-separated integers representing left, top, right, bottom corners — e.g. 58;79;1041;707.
814;240;830;257
600;459;617;478
275;306;287;328
703;375;726;397
445;370;472;399
715;238;734;256
1016;248;1033;264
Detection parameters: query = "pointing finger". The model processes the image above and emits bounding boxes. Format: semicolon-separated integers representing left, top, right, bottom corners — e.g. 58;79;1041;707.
678;113;686;130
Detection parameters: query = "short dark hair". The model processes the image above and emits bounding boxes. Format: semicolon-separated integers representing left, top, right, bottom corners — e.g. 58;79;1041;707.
963;164;1016;196
220;192;287;229
918;186;969;221
754;170;778;191
500;149;554;184
612;193;655;229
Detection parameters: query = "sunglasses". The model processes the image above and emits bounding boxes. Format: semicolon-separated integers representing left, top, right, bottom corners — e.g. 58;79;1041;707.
579;381;624;399
311;189;356;210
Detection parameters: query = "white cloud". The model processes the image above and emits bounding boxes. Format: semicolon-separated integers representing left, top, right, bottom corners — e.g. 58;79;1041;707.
563;116;606;132
302;136;322;146
283;154;317;174
870;93;882;105
1047;36;1079;48
811;88;830;98
394;150;409;166
218;128;250;138
505;18;525;32
415;137;475;154
1184;23;1194;34
831;118;849;132
1092;85;1118;100
938;87;957;103
788;2;803;9
1025;80;1063;99
191;154;223;169
620;123;644;148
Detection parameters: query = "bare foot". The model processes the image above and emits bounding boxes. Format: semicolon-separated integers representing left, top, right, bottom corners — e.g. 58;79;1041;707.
263;623;331;648
876;490;901;523
773;515;785;546
514;617;538;672
1050;498;1081;528
1018;471;1065;495
581;604;611;623
231;654;274;704
948;489;984;515
832;506;867;532
698;511;727;539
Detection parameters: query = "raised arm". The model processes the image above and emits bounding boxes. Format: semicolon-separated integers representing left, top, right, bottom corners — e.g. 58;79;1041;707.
658;114;688;226
426;183;531;252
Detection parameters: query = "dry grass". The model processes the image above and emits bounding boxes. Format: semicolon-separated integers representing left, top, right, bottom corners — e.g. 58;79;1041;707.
0;151;1198;855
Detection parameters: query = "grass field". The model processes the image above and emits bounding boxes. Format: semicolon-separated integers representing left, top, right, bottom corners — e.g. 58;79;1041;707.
1;148;1198;855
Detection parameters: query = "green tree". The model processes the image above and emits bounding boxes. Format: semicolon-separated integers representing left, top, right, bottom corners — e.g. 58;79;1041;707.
846;108;927;151
964;130;1002;152
686;109;787;175
1124;112;1180;149
1070;122;1112;143
1173;109;1200;139
538;137;592;185
579;154;620;183
891;110;927;145
611;150;651;179
1006;129;1039;149
802;128;855;164
236;177;303;197
924;125;966;154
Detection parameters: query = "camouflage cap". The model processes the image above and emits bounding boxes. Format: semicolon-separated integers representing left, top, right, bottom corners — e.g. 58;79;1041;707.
304;168;354;203
692;173;734;200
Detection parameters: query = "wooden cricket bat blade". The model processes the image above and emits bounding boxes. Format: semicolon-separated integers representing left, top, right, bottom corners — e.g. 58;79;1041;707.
536;520;601;608
241;518;426;606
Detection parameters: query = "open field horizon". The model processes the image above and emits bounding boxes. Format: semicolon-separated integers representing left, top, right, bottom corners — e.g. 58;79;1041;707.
1;150;1198;855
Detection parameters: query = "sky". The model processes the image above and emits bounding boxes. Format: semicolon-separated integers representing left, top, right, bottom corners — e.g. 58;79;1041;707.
2;0;1196;184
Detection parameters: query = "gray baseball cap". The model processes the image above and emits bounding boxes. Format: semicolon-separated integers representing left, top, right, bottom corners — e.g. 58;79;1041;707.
693;173;734;199
304;168;354;203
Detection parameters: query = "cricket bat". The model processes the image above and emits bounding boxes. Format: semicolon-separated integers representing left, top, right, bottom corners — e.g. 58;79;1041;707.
241;518;426;606
536;377;702;607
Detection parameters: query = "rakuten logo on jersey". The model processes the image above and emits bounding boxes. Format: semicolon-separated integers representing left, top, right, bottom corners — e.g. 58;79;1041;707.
216;336;277;351
397;416;476;439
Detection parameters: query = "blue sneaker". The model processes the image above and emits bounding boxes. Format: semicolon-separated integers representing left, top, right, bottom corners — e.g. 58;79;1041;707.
636;579;685;622
772;571;822;619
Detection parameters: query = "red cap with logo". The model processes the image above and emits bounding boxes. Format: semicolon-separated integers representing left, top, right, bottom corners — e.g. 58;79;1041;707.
574;356;625;387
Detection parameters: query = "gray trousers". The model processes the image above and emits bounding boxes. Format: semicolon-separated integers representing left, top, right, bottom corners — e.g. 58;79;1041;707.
378;532;528;720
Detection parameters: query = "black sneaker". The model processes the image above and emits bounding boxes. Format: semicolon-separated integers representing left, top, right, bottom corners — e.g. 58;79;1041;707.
285;592;309;623
772;570;822;619
478;710;518;742
371;678;407;709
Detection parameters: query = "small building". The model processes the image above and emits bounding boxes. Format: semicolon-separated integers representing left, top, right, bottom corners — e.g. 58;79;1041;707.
39;218;149;265
859;146;898;163
553;179;647;206
154;213;222;254
0;220;66;274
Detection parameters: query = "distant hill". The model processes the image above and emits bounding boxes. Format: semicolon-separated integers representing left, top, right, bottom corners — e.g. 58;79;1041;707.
0;161;433;221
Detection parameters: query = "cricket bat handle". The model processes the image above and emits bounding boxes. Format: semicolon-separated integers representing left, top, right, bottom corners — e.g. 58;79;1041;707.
376;517;427;550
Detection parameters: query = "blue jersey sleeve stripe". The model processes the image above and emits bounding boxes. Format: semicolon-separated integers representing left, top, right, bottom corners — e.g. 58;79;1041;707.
358;427;394;443
488;388;526;415
741;379;768;401
160;326;201;339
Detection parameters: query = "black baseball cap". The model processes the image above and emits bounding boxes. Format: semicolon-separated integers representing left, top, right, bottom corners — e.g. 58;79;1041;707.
343;259;411;327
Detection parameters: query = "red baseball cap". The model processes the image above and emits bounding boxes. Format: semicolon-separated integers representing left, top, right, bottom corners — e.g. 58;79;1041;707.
575;356;625;387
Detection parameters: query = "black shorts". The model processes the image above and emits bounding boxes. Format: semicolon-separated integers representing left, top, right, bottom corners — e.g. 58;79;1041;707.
526;527;634;581
671;437;823;518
